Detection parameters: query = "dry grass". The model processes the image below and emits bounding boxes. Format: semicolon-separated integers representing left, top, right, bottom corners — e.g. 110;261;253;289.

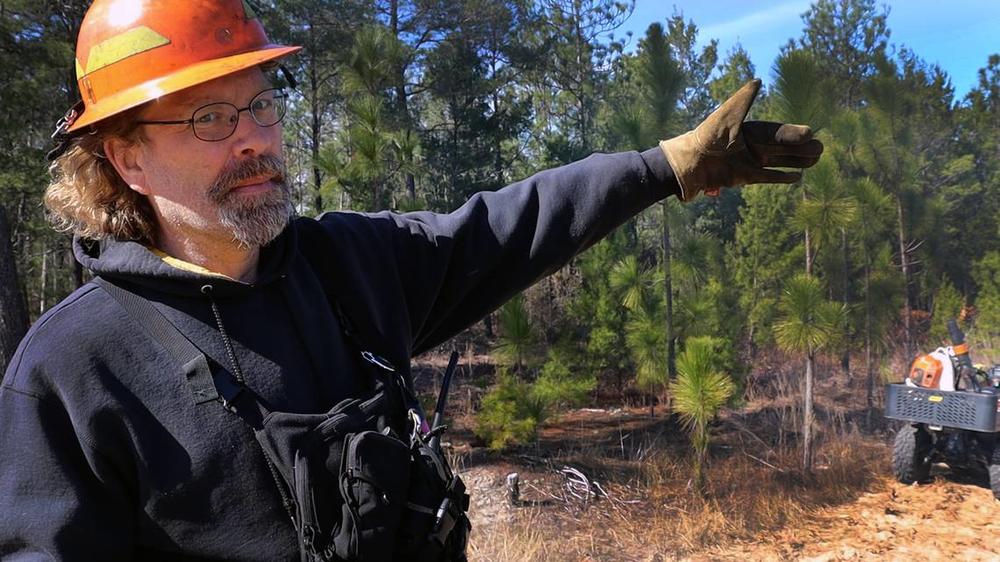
454;346;904;561
467;420;888;561
467;509;550;562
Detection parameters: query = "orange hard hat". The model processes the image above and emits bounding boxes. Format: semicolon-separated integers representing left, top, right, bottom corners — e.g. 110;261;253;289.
67;0;301;133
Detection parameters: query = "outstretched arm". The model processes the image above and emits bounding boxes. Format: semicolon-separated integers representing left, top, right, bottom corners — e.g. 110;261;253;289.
307;79;822;357
386;148;677;354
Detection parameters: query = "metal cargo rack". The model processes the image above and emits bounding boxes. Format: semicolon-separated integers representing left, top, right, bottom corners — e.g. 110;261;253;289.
885;383;1000;433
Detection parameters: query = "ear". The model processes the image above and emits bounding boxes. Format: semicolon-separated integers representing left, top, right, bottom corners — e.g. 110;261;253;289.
103;137;150;195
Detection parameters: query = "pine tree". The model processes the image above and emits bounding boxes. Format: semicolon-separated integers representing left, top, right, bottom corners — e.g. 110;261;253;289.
847;176;902;421
266;0;370;213
494;293;534;373
731;184;801;350
421;18;531;210
774;275;846;472
929;280;965;345
0;0;88;317
319;26;411;210
799;0;890;108
638;22;684;382
531;0;633;163
972;252;1000;344
671;336;734;495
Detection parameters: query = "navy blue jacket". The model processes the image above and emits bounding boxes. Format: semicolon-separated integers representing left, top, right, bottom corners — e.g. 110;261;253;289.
0;149;677;560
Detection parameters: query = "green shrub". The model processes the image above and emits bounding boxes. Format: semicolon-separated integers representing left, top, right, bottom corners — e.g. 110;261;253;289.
493;293;535;372
929;279;963;344
532;346;596;410
475;344;596;450
474;371;544;450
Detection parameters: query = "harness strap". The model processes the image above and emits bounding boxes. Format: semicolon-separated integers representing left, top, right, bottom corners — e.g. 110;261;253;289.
95;276;291;521
96;277;275;427
95;277;219;405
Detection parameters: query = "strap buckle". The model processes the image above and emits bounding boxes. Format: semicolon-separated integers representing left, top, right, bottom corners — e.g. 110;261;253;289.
361;350;396;372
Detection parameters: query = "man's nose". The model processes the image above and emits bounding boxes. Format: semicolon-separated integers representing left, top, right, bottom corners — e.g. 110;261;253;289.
230;109;278;156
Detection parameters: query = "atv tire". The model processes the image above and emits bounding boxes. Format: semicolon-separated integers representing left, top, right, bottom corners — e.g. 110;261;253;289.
893;424;931;484
989;442;1000;501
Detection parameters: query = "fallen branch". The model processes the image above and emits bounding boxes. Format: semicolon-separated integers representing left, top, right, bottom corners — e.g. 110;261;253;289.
560;466;602;501
725;417;775;453
743;451;785;473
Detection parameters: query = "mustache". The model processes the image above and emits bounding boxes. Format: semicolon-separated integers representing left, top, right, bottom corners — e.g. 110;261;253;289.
207;154;287;201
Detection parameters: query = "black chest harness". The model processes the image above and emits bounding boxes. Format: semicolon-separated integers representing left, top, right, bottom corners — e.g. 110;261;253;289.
95;277;471;562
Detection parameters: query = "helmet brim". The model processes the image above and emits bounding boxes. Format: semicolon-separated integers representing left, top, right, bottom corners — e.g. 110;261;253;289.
69;44;301;132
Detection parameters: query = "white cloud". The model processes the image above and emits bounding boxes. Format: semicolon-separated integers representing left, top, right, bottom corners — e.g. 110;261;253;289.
698;1;813;43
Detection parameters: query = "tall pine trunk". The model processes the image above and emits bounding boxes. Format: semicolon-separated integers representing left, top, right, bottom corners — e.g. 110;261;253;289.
390;0;416;202
803;350;815;472
694;424;707;496
804;190;814;276
802;191;815;472
864;258;875;428
0;207;29;371
840;228;850;380
896;194;913;361
662;201;675;380
307;23;324;213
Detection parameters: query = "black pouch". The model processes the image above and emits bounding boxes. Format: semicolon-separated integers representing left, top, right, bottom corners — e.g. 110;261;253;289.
396;440;471;562
255;387;469;562
256;390;413;562
331;431;411;559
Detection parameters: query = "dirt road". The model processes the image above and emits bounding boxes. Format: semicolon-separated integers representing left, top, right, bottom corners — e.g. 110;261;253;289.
696;475;1000;561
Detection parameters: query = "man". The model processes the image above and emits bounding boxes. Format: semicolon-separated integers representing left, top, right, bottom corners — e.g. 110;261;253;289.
0;0;822;560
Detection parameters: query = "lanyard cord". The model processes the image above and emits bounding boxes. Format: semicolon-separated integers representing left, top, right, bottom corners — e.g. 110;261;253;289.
200;284;247;385
199;283;297;525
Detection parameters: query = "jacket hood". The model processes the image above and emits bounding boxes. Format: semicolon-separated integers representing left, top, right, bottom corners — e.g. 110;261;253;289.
74;225;298;298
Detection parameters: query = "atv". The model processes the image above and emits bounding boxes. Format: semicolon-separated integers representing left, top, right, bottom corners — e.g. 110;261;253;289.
885;320;1000;500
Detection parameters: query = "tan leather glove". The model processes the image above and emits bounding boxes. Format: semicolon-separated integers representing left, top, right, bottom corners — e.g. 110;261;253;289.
659;79;824;201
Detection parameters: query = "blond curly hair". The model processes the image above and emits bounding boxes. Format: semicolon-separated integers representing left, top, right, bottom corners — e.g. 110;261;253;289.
45;108;156;243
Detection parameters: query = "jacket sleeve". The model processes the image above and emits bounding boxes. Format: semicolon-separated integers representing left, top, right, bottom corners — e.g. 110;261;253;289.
0;348;135;560
313;147;678;356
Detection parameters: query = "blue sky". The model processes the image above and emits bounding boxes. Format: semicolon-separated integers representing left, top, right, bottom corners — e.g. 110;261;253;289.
617;1;1000;98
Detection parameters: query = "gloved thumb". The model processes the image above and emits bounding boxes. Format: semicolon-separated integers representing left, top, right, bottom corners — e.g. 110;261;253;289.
695;79;762;150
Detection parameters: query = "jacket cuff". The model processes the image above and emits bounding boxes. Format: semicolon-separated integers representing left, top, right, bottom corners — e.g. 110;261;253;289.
640;146;682;200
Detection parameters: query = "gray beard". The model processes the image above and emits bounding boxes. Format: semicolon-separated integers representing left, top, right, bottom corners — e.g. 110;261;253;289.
207;154;294;249
217;181;294;249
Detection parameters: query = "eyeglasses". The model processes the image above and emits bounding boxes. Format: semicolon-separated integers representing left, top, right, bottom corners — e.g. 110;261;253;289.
136;88;288;142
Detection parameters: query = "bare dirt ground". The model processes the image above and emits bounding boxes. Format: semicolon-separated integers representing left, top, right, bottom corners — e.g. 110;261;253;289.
693;475;1000;561
448;406;1000;561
